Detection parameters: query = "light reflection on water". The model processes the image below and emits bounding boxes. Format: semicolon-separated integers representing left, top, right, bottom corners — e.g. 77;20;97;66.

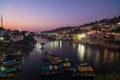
34;37;120;68
78;44;85;61
18;37;120;80
94;51;100;66
33;37;120;69
103;49;116;64
103;49;108;63
59;41;62;49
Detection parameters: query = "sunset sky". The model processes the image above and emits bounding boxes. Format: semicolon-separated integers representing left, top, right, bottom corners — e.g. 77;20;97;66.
0;0;120;32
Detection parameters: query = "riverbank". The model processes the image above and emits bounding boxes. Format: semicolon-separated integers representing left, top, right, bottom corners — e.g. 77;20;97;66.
41;35;120;50
0;35;36;80
72;40;120;50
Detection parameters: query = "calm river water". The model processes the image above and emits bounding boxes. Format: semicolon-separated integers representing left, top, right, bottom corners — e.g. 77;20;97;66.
17;36;120;80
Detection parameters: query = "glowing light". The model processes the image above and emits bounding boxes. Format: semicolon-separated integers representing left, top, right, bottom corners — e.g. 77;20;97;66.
118;22;120;25
1;67;5;71
81;34;86;38
0;37;4;40
78;33;86;40
25;33;28;36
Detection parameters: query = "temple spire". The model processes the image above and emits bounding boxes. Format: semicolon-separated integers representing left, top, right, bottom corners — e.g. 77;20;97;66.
1;14;3;27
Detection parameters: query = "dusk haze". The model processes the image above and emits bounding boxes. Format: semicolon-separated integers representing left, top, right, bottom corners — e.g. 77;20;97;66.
0;0;120;31
0;0;120;80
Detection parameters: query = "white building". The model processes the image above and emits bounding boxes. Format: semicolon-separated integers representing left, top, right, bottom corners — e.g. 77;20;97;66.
11;34;23;42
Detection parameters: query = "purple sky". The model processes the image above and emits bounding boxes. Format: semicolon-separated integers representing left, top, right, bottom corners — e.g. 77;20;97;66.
0;0;120;32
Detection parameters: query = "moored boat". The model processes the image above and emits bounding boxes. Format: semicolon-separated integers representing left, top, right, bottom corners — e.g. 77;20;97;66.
44;50;54;56
45;55;63;65
2;59;20;67
6;52;24;58
72;63;96;78
0;71;15;78
62;58;71;72
5;67;16;73
40;65;62;76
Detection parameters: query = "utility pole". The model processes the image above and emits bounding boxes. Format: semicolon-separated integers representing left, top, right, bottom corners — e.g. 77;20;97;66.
1;14;3;27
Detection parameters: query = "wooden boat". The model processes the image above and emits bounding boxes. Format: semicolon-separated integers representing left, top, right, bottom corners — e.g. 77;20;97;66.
44;50;54;56
45;55;63;64
0;73;15;78
62;58;71;72
80;63;88;66
0;71;15;78
54;57;63;63
5;67;16;73
40;65;62;76
72;63;96;78
42;57;49;62
49;57;63;64
2;59;20;67
6;54;23;58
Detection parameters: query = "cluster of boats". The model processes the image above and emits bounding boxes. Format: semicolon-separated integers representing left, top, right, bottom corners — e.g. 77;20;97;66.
0;51;23;79
71;63;96;78
41;50;96;79
41;57;71;76
42;50;63;64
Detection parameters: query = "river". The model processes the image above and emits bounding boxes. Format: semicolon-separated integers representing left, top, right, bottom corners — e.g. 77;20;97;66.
17;36;120;80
